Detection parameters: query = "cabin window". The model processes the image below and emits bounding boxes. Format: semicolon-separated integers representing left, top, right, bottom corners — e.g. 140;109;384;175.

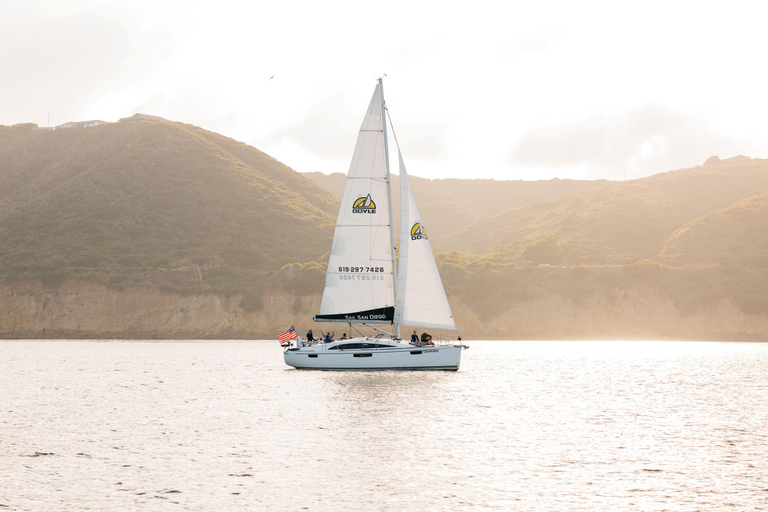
329;342;394;350
410;350;422;355
308;354;318;358
353;353;373;357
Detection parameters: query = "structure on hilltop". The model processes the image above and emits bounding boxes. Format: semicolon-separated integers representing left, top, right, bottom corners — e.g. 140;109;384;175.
55;120;107;129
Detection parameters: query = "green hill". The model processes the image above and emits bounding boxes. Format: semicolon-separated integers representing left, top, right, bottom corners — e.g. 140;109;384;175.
658;192;768;268
0;116;337;294
439;156;768;265
304;171;611;244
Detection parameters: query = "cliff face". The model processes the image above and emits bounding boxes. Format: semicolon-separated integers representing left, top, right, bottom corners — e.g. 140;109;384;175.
2;279;766;340
464;287;768;340
0;280;304;339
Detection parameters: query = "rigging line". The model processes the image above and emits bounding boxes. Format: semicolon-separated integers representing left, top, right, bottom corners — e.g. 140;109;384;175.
384;107;402;155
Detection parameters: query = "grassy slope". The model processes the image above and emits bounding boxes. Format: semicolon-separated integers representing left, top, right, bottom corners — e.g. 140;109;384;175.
658;192;768;268
0;119;337;294
303;171;611;244
438;157;768;265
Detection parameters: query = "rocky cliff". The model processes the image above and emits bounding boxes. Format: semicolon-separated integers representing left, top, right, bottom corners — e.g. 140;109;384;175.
3;279;766;340
0;279;303;339
476;287;768;340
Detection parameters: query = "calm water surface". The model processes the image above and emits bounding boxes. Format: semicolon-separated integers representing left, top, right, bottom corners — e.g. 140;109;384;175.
1;340;767;511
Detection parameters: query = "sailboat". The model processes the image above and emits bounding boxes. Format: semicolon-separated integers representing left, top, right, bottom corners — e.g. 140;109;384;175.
283;78;468;370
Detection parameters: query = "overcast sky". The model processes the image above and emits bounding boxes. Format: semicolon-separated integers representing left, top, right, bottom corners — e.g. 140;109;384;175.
2;0;767;181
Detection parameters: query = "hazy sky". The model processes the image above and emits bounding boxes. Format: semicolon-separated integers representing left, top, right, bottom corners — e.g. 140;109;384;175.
3;0;767;181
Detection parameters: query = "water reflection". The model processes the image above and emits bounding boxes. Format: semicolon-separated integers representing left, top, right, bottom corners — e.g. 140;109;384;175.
2;340;768;511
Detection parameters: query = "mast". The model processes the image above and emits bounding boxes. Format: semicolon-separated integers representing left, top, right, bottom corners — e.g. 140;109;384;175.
379;78;400;340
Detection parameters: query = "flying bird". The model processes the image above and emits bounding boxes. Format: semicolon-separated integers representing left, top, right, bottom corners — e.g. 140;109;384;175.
268;74;276;80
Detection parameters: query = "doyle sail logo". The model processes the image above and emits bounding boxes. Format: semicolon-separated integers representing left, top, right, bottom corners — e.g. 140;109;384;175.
411;221;428;240
352;194;376;214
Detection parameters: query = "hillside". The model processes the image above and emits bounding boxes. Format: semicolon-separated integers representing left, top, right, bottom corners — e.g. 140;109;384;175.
2;118;768;339
0;117;337;294
304;171;611;243
439;156;768;265
658;193;768;268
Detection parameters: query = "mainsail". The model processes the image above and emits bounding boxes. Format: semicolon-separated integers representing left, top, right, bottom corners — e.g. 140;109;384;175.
315;83;395;323
394;153;457;330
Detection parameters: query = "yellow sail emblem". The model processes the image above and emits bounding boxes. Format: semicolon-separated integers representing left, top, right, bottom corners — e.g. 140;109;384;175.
352;194;376;213
410;221;428;240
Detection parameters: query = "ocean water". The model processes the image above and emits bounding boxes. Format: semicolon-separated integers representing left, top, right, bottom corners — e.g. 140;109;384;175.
1;340;767;511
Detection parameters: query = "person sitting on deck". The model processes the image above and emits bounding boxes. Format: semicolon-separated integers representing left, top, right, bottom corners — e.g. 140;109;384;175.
323;331;335;343
340;332;347;340
306;329;316;343
411;330;420;345
420;331;434;345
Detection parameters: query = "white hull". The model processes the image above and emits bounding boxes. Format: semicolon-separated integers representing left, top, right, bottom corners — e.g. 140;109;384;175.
284;338;465;370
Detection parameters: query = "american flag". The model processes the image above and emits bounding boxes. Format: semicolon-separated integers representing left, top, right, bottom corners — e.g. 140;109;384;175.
278;326;297;342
